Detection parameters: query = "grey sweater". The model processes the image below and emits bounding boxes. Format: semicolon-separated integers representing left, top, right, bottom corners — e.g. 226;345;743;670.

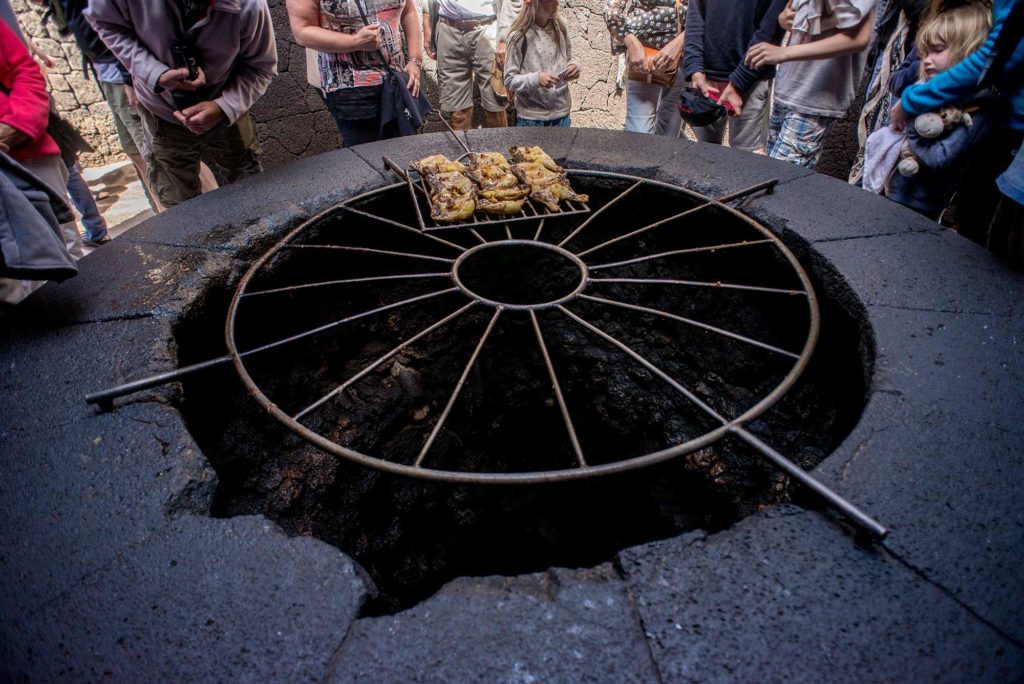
503;20;575;121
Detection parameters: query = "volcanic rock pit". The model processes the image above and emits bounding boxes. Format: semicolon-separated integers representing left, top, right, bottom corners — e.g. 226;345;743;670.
175;173;872;615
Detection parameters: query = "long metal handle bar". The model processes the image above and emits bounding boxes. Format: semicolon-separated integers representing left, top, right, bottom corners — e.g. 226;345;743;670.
589;239;774;271
435;112;473;156
415;307;502;467
557;305;887;540
85;288;459;407
294;301;478;421
732;426;888;539
529;311;586;467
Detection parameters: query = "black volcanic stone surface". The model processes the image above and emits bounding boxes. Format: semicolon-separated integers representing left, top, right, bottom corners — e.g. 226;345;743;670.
328;564;659;683
1;130;1022;680
619;506;1024;683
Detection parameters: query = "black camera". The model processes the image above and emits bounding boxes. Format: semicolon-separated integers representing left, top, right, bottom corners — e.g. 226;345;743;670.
169;40;206;109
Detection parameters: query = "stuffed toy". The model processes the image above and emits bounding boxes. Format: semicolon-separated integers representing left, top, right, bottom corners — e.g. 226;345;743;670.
897;106;974;177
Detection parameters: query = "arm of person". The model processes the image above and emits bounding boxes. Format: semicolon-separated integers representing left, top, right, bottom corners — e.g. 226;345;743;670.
0;22;50;148
680;0;706;81
728;0;788;94
285;0;382;53
503;36;553;92
745;8;874;69
900;4;1009;117
421;9;435;60
401;0;424;96
208;0;279;127
84;0;177;94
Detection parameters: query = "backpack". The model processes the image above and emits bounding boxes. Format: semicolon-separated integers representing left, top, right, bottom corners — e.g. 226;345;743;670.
43;0;117;67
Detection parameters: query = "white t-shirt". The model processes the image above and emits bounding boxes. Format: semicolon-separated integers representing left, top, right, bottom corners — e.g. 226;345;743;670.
437;0;495;20
773;0;877;118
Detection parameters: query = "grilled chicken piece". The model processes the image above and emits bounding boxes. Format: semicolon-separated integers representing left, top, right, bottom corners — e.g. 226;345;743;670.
426;171;476;222
411;154;467;176
477;197;527;214
509;145;560;172
512;162;589;212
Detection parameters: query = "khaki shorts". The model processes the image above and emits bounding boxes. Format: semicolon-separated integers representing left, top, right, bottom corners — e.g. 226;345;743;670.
98;79;146;157
140;109;262;207
436;20;505;113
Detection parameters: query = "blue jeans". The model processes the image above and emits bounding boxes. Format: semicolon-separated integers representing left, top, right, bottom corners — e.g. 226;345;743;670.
517;115;571;127
66;162;108;241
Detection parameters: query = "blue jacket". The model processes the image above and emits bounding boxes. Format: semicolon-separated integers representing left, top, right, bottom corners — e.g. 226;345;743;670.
901;0;1024;130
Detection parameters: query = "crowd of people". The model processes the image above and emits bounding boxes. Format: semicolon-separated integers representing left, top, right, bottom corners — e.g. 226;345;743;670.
0;0;1021;306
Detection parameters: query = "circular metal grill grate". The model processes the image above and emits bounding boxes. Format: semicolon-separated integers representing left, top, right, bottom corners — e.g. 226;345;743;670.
224;170;821;485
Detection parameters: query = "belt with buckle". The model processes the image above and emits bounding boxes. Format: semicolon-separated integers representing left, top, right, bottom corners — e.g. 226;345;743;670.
438;15;496;31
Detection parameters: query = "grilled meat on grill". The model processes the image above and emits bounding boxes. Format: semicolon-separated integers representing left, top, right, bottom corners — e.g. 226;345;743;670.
411;154;468;176
468;151;528;214
425;170;476;222
509;146;560;172
511;161;589;212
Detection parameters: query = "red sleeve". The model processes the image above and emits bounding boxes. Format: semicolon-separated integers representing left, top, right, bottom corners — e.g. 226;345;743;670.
0;21;50;142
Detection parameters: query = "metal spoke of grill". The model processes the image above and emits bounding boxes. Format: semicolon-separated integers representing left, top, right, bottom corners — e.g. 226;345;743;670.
293;301;478;422
415;308;503;468
589;277;805;297
505;224;514;240
529;311;586;467
556;304;886;538
557;179;643;248
243;273;451;298
588;239;775;271
340;205;466;253
284;244;455;264
469;228;488;244
579;294;801;360
533;218;547;242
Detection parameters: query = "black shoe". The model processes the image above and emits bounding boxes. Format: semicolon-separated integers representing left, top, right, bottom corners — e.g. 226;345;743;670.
83;236;112;248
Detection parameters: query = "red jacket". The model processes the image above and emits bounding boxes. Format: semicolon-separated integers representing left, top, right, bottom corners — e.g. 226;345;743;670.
0;21;59;161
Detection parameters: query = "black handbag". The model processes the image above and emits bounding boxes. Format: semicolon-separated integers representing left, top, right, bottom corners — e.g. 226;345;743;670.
353;0;432;138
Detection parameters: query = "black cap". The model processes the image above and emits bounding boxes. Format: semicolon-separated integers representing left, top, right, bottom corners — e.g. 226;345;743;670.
677;86;727;128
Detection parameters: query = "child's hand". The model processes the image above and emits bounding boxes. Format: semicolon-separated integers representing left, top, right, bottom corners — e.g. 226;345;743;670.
538;71;558;88
779;2;796;31
719;82;744;116
890;100;909;131
562;64;580;81
745;42;788;69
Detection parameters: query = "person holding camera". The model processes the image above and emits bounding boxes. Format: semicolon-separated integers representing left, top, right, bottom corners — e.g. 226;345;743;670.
85;0;277;207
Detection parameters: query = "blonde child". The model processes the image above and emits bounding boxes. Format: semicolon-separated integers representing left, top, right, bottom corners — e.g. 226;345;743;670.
883;3;993;218
503;0;580;127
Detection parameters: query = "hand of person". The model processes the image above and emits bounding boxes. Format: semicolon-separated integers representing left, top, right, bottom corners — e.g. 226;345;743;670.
0;123;28;151
28;39;55;73
745;42;788;69
690;72;720;97
174;100;224;135
719;82;744;116
354;23;382;51
538;71;558;88
0;141;8;153
653;38;682;73
158;66;207;92
562;63;580;81
495;41;506;70
125;85;139;114
624;36;648;72
405;60;421;97
779;2;795;31
890;100;908;131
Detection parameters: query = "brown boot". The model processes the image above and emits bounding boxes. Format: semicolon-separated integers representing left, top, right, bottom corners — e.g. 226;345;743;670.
449;106;474;131
484;109;508;128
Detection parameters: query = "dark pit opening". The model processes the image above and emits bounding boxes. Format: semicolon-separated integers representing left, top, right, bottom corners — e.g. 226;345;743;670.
175;176;872;616
454;241;584;307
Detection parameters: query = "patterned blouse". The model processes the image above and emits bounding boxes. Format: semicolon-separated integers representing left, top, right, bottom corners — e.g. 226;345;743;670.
604;0;686;54
318;0;405;93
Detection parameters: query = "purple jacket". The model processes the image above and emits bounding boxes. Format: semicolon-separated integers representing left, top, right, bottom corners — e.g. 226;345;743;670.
85;0;277;126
